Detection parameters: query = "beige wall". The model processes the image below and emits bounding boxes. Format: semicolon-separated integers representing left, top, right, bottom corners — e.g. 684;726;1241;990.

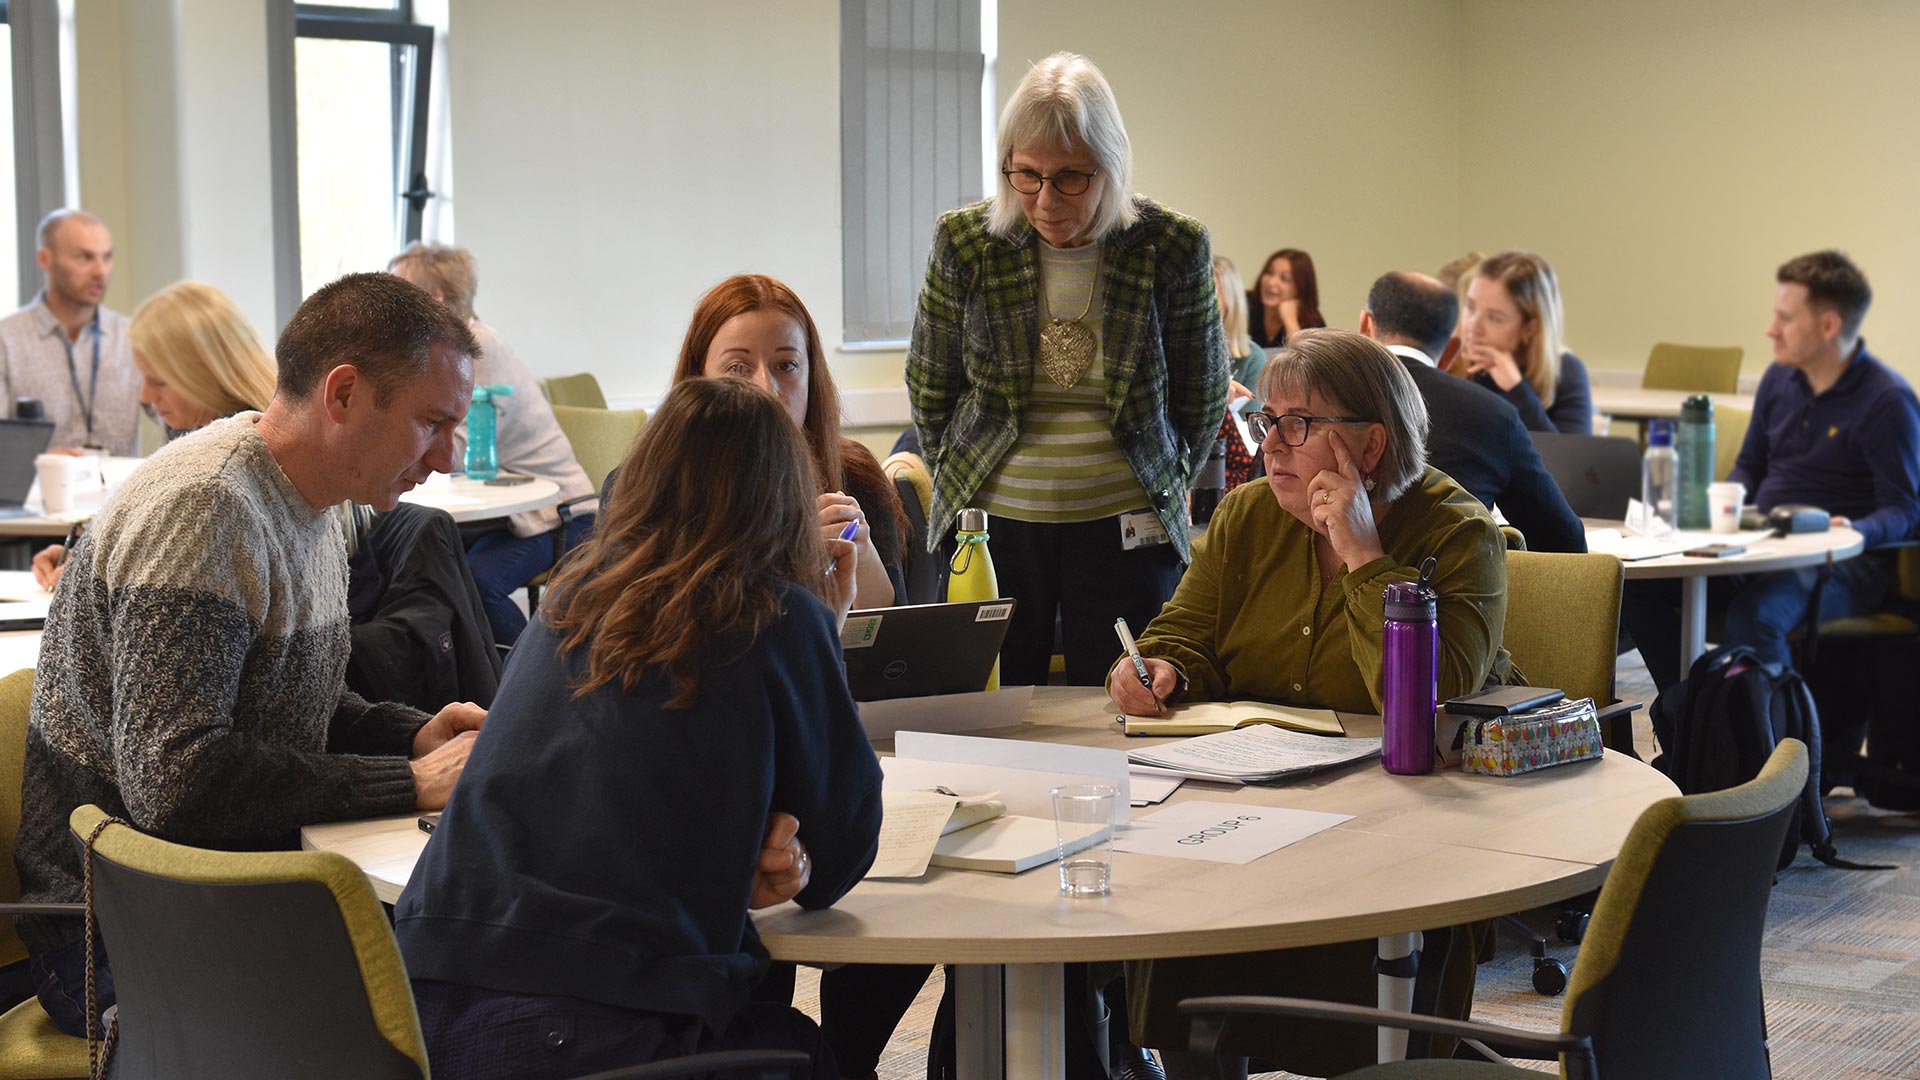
999;0;1465;341
69;1;1920;401
449;0;845;406
1457;0;1920;378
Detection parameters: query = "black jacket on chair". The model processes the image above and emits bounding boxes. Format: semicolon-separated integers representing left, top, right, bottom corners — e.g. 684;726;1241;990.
347;503;502;713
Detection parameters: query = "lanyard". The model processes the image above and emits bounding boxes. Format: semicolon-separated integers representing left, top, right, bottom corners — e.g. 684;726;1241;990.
58;311;102;441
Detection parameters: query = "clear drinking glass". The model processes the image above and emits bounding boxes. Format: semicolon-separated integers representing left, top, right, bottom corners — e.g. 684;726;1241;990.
1051;784;1117;897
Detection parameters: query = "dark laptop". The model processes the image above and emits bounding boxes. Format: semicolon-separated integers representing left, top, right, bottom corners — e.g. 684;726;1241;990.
840;598;1016;701
1530;432;1642;519
0;419;56;520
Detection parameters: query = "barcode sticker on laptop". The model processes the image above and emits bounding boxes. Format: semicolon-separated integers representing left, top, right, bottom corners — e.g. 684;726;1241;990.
841;615;883;649
974;603;1013;622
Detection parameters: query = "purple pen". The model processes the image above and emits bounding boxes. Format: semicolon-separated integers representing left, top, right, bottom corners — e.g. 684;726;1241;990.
825;519;860;575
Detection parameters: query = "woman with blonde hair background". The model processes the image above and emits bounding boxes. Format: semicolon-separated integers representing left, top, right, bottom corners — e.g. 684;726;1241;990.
1212;255;1263;489
32;281;277;587
1458;250;1592;434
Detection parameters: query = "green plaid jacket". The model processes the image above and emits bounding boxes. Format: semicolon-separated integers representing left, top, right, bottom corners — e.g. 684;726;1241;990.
906;197;1229;560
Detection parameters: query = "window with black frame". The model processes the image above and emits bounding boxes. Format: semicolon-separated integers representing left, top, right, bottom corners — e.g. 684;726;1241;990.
292;1;436;298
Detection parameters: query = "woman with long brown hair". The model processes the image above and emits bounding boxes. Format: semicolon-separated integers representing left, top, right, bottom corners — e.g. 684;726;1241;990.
394;377;883;1080
1246;247;1327;349
673;274;906;608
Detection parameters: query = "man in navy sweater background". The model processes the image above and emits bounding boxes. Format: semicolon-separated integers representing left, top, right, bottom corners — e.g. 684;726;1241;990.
1358;271;1585;554
1624;250;1920;689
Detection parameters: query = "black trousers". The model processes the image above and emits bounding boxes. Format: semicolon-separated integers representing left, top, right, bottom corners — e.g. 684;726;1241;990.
988;514;1185;686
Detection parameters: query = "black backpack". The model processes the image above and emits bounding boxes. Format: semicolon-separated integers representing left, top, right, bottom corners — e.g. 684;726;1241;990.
1650;644;1888;872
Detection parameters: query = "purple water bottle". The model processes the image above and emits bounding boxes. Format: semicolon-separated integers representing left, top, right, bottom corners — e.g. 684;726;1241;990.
1381;557;1439;775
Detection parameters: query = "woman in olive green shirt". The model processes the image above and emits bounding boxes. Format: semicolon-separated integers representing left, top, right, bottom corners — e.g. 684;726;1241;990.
1108;328;1511;1077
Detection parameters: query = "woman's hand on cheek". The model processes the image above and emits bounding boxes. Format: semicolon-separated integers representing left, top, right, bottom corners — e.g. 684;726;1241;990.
1307;438;1386;572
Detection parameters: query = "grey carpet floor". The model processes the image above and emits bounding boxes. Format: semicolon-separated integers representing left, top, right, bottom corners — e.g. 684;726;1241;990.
794;649;1920;1079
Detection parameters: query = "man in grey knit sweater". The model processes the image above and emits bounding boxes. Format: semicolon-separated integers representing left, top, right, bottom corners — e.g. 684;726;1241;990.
15;273;488;1038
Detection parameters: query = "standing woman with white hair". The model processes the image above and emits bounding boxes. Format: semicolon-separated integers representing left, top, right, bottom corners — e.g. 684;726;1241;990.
908;51;1229;688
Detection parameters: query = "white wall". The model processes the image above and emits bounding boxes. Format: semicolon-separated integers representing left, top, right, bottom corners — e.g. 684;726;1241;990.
75;0;279;340
448;0;845;406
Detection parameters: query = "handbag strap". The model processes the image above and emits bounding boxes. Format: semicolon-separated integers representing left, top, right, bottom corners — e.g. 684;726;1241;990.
82;815;126;1080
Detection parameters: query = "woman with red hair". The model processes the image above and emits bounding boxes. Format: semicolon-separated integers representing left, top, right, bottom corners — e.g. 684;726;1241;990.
1246;247;1327;350
669;274;907;609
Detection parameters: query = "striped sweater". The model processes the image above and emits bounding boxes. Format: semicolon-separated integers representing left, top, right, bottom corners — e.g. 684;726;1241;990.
15;414;427;951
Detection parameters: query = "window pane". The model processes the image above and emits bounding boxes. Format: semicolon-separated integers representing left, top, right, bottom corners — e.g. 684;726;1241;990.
0;23;17;308
295;36;399;297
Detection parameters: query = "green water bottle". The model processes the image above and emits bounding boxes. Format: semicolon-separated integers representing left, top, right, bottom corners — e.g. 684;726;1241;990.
1676;395;1715;531
947;508;1001;691
465;384;514;481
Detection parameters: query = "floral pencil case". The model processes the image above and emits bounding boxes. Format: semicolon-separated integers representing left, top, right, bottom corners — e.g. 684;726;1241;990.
1460;697;1602;776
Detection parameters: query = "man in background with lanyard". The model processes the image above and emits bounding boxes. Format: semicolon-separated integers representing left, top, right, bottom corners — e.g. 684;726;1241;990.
0;209;140;455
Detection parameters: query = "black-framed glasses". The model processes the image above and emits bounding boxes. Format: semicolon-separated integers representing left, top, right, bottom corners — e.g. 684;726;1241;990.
1246;412;1372;446
1002;167;1099;196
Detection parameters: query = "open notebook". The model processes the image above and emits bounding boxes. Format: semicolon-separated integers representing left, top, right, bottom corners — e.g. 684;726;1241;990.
1122;700;1344;738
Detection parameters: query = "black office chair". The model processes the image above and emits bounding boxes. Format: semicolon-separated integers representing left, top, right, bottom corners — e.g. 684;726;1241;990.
1178;739;1808;1080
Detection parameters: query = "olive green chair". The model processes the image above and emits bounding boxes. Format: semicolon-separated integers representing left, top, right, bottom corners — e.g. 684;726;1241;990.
551;405;648;497
0;670;89;1080
1714;404;1751;483
1180;738;1809;1080
1504;550;1633;753
514;405;647;615
71;805;807;1080
1641;343;1743;395
538;372;609;410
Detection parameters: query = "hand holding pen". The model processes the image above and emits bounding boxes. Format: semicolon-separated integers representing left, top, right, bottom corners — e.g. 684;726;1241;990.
1109;618;1176;716
821;520;859;629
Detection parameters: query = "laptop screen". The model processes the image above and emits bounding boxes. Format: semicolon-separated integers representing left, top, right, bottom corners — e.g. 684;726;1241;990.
840;598;1015;701
0;419;55;508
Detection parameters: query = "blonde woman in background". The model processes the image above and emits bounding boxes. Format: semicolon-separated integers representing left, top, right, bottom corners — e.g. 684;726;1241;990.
389;244;597;647
32;282;277;587
1459;250;1592;434
1213;256;1263;488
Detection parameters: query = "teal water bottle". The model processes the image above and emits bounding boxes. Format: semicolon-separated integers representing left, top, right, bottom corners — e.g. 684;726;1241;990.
1675;395;1715;530
464;384;514;480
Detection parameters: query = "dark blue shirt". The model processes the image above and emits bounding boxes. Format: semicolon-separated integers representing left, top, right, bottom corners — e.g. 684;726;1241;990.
1731;342;1920;549
394;582;882;1030
1473;351;1592;436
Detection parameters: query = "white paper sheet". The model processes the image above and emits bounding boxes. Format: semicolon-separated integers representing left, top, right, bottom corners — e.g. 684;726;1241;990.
895;730;1131;819
1114;800;1351;864
1127;767;1186;806
866;789;961;878
1125;724;1381;782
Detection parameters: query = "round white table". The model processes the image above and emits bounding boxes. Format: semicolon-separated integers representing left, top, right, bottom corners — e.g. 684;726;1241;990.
397;476;562;523
0;472;562;537
1586;521;1864;675
303;687;1678;1079
1590;386;1755;423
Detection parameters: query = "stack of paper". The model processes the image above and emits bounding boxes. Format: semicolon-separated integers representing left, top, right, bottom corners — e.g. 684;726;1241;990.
1121;700;1343;738
865;732;1133;878
1125;723;1382;783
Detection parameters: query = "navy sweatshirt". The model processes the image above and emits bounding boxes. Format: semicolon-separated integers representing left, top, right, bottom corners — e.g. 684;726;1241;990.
394;582;882;1031
1473;351;1592;436
1731;342;1920;550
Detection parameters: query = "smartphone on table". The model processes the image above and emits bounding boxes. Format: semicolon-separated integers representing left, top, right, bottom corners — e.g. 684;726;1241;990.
1681;543;1746;558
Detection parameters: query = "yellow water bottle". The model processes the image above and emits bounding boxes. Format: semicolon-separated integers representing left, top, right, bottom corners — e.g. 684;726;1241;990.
947;508;1001;690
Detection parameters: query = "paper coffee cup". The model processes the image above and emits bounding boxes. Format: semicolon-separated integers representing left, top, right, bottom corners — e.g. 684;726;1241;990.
34;454;75;514
1707;481;1746;534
